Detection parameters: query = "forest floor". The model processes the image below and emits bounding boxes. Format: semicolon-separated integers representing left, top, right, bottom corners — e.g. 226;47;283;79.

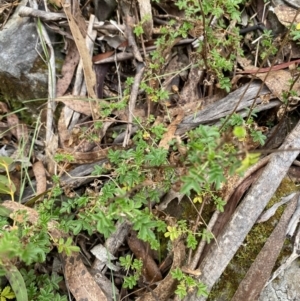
1;0;300;300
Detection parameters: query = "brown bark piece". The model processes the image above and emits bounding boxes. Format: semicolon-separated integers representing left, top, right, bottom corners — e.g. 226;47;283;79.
231;194;298;301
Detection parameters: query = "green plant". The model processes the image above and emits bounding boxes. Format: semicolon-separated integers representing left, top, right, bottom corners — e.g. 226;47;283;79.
171;267;208;299
0;286;15;301
259;29;278;60
119;255;143;289
0;156;16;202
20;268;67;301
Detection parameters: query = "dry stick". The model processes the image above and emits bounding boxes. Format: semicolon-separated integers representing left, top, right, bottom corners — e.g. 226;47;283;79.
123;63;145;146
124;15;143;62
73;14;97;97
93;39;195;64
18;6;66;20
185;119;300;301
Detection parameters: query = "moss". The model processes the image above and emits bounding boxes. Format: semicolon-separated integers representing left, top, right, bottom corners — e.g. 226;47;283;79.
207;178;299;301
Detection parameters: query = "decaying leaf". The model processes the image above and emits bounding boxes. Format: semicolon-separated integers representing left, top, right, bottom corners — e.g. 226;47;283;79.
55;95;99;116
274;5;300;27
90;244;119;271
159;110;184;150
32;161;47;195
255;70;300;102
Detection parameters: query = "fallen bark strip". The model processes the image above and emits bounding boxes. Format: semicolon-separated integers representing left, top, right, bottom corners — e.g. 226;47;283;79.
231;193;298;301
176;81;279;135
184;119;300;301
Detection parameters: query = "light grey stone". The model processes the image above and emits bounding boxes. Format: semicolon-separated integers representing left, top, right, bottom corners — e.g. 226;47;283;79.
0;0;48;108
259;260;300;301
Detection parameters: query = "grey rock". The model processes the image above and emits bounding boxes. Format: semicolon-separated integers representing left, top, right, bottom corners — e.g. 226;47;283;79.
259;260;300;301
0;0;48;111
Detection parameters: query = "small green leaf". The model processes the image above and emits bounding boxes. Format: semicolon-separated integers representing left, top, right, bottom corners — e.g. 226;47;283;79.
0;205;12;217
0;157;13;167
1;286;15;299
0;176;15;195
233;126;247;139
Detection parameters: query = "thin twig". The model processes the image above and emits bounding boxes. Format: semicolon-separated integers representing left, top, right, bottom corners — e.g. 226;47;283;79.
123;63;145;146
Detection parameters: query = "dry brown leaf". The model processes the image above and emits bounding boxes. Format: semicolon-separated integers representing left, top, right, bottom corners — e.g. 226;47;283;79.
254;70;300;101
32;161;47;195
159;110;184;150
2;103;28;143
61;0;97;99
55;96;98;116
56;40;80;97
1;201;108;301
92;50;115;63
274;5;300;27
